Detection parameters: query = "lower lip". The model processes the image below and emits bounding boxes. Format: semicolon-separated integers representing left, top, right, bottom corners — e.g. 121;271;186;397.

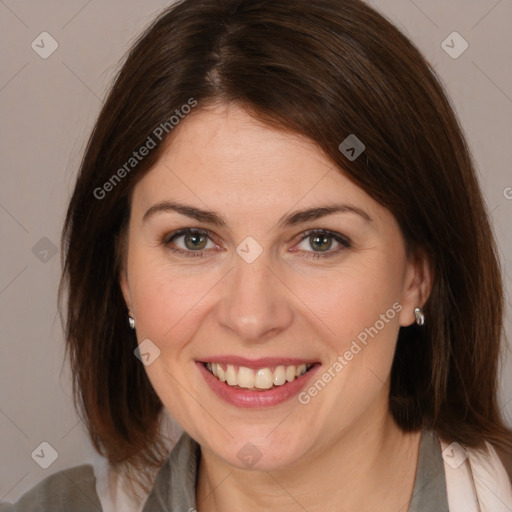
196;362;320;408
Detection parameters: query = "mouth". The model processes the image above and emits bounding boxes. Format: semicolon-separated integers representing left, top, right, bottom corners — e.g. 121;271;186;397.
196;358;321;408
202;361;315;391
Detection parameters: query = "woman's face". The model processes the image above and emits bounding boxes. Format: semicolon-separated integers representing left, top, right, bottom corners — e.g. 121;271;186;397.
120;103;428;470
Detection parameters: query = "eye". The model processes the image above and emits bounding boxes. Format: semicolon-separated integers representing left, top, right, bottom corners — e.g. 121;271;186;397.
163;228;218;257
162;228;351;260
293;229;351;259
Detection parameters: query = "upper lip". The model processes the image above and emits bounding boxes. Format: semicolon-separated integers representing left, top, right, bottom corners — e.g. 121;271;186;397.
197;356;318;369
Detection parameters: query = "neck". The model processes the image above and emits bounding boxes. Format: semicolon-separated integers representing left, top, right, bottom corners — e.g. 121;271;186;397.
195;409;421;512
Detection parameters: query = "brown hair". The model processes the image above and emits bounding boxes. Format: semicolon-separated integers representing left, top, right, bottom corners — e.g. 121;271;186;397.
59;0;512;500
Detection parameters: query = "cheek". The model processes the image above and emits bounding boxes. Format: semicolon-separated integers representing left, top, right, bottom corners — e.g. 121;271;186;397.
289;252;404;356
128;251;222;351
133;273;193;340
291;260;403;427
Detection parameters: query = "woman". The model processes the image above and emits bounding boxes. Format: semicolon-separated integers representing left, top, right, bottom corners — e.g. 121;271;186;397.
2;0;511;510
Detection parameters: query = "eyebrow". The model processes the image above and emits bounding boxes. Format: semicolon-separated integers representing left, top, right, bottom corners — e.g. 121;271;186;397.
142;200;372;228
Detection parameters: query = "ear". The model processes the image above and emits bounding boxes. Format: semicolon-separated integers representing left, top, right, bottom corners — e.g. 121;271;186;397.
116;227;133;313
119;266;133;314
398;249;432;327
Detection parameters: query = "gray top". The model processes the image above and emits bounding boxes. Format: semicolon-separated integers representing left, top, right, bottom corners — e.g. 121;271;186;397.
408;429;450;512
0;429;449;511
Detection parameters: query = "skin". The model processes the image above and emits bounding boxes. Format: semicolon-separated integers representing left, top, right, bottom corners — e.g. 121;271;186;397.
120;102;432;512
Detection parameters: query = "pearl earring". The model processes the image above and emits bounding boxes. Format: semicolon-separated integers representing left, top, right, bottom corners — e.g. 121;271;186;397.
128;315;135;329
414;307;425;326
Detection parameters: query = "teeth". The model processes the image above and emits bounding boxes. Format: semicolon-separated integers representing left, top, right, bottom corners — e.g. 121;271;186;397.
295;364;306;377
254;368;274;389
225;364;237;385
238;366;255;388
206;362;313;390
274;365;286;386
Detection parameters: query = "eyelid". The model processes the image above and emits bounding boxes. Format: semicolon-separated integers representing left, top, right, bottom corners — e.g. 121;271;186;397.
163;227;218;245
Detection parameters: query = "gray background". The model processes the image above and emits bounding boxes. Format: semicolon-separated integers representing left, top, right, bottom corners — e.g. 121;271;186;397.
1;0;511;502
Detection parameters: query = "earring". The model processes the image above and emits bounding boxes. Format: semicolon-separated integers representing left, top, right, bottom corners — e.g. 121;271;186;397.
414;307;425;326
128;315;135;329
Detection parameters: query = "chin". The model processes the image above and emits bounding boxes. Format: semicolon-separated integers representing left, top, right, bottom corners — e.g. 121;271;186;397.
200;427;314;471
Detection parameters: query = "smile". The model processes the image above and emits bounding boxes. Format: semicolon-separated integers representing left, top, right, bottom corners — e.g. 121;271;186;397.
204;362;314;390
197;359;320;408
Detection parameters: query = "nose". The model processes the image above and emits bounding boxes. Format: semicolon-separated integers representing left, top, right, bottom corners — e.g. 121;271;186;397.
216;252;294;343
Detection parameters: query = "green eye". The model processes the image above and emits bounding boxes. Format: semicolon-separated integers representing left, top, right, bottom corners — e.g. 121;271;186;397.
294;229;351;259
164;228;216;257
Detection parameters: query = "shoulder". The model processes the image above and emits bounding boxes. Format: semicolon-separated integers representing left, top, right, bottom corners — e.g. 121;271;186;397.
0;464;102;512
439;436;512;511
467;441;512;506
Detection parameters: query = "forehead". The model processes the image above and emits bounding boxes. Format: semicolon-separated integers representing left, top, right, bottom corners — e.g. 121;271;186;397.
131;103;382;226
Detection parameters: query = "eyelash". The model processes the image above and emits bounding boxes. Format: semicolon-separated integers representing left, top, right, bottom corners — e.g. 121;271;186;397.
162;228;351;259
